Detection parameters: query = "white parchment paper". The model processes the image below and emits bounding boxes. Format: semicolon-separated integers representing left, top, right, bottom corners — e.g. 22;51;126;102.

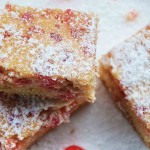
0;0;150;150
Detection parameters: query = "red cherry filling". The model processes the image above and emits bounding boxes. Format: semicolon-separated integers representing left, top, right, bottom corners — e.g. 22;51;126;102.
0;67;4;74
51;116;60;127
14;78;32;86
37;75;57;89
45;113;60;128
58;90;75;100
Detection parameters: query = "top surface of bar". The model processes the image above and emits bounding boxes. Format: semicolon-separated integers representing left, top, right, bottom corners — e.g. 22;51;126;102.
0;4;98;86
101;25;150;121
0;93;78;147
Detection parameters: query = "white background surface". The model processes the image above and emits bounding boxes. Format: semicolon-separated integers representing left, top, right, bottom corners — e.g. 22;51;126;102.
0;0;150;150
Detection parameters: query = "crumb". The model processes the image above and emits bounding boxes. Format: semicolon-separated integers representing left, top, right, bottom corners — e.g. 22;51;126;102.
126;10;139;21
146;25;150;30
70;128;76;134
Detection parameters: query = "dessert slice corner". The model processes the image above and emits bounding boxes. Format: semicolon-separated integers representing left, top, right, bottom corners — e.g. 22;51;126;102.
0;4;98;103
99;24;150;147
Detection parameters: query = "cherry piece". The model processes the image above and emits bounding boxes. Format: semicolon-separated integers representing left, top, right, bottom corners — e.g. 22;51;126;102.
50;33;62;42
4;31;11;38
65;145;84;150
15;78;32;85
21;12;33;22
28;26;44;34
5;4;12;11
55;13;63;20
64;9;75;23
51;116;60;127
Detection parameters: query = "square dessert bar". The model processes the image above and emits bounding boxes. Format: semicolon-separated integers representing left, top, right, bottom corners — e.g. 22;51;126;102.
0;92;84;150
99;25;150;146
0;4;98;102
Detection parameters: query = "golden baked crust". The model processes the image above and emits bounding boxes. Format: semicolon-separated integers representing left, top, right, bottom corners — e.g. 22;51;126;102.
0;4;98;102
99;25;150;147
0;92;85;150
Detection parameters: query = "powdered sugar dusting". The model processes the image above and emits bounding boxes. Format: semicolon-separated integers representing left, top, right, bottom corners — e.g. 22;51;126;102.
0;94;77;145
32;41;95;84
101;25;150;120
29;9;97;85
0;4;98;86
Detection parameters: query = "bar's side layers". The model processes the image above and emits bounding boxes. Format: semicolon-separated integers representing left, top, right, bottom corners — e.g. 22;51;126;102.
0;92;85;150
99;25;150;146
0;4;98;102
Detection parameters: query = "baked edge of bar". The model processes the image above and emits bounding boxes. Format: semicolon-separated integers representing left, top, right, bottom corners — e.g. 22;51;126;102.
99;61;150;148
2;101;87;150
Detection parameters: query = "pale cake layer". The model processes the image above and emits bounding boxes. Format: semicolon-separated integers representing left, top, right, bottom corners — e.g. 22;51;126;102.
0;92;85;150
0;4;98;102
99;25;150;147
0;72;94;102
